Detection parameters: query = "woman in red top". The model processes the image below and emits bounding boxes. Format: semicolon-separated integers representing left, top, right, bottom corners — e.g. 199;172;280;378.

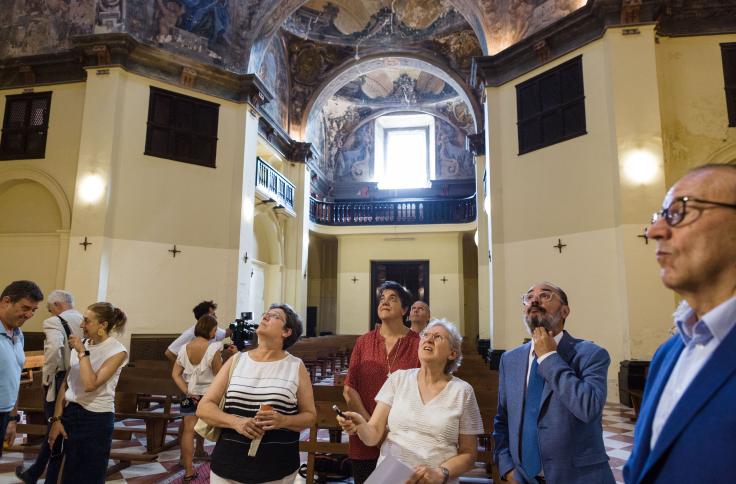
343;281;420;483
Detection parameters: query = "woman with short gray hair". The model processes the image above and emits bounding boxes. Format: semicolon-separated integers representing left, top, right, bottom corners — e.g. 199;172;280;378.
422;319;464;375
338;319;483;484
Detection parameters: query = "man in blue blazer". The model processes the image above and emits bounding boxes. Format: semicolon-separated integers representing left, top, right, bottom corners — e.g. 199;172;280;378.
624;164;736;484
493;282;615;484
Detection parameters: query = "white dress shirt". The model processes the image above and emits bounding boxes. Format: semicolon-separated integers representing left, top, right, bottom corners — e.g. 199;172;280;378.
526;330;565;384
650;297;736;449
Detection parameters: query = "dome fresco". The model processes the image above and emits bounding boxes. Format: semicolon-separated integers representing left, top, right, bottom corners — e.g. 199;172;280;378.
0;0;587;188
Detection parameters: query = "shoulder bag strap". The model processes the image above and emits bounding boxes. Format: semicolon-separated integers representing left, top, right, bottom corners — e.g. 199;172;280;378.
219;352;241;409
57;315;72;339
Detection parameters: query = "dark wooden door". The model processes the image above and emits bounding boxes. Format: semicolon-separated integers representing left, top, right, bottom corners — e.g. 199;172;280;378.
370;260;429;329
306;306;318;337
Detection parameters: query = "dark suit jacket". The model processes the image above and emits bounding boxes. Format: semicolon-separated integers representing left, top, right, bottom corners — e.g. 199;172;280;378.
493;331;615;484
623;323;736;484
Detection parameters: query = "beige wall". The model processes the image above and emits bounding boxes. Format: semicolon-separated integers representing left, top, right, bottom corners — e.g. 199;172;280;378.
0;82;85;330
59;70;254;347
336;232;467;335
485;28;677;397
656;33;736;184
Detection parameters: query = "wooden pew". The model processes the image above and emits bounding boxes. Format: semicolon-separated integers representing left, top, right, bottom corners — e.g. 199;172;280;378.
16;369;46;445
299;384;349;484
114;370;182;454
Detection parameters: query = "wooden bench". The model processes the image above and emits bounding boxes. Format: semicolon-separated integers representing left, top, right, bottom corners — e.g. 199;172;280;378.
114;372;183;454
299;393;349;484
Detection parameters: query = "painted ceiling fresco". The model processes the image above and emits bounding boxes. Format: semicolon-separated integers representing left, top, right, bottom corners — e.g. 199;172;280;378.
282;0;472;50
126;0;249;70
1;0;95;58
482;0;587;54
257;34;289;130
1;0;585;71
336;68;456;103
308;65;476;184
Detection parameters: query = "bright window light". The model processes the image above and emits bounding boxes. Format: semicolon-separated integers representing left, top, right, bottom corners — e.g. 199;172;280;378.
375;113;434;190
383;128;427;188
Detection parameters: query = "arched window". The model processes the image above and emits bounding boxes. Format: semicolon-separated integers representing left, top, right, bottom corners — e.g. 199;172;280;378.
374;113;435;189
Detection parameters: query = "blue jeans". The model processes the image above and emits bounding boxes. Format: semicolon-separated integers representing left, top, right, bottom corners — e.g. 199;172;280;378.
45;402;114;484
0;411;9;457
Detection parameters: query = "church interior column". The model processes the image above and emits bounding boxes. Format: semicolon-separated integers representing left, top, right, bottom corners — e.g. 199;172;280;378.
64;67;126;306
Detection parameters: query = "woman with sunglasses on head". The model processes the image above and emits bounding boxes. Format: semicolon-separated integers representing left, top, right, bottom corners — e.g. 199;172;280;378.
172;314;224;481
45;302;128;484
338;319;483;484
197;303;316;483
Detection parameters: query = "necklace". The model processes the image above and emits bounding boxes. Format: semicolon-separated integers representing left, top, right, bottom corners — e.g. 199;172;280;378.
386;336;404;377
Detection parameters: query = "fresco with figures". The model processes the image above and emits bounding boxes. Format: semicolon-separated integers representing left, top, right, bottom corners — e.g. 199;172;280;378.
257;33;290;131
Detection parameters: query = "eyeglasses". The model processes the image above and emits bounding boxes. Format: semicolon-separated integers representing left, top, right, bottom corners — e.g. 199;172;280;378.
651;196;736;227
521;291;558;306
261;311;284;322
419;331;446;343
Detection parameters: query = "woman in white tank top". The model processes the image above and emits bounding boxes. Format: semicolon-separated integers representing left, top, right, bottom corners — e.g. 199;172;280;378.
45;302;129;484
172;314;223;481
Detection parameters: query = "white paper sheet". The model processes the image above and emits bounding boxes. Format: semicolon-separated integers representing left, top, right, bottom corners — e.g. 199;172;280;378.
364;455;414;484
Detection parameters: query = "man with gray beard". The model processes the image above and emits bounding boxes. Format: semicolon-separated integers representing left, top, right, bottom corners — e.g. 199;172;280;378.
493;282;614;484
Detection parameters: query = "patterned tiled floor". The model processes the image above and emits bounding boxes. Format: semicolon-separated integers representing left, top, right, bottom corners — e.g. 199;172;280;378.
0;402;637;483
601;403;638;484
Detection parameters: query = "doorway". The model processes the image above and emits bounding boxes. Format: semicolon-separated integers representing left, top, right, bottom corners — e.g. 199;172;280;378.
370;260;429;329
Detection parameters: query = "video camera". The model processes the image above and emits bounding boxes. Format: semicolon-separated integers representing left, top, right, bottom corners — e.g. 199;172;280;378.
229;312;258;351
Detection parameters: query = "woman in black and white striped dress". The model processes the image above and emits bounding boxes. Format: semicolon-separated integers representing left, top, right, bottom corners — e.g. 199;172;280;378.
197;304;316;483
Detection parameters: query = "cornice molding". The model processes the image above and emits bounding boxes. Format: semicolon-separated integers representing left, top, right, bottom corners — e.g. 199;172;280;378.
1;33;274;111
290;141;317;164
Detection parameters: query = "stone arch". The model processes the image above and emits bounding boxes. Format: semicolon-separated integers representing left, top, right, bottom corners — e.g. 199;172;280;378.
302;53;482;141
0;166;71;229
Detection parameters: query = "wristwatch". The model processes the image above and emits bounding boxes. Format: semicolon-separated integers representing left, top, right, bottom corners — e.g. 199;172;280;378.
48;416;62;424
10;414;20;423
78;349;90;359
440;466;450;484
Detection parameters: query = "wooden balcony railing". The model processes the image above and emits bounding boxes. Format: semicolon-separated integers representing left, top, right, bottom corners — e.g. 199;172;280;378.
309;194;476;226
256;157;295;211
